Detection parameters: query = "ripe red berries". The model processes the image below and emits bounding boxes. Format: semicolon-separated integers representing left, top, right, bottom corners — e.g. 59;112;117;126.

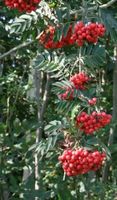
70;72;90;90
39;25;74;49
59;72;90;100
59;88;74;100
88;97;97;105
58;148;106;176
5;0;41;12
39;22;105;49
76;111;112;135
72;22;106;46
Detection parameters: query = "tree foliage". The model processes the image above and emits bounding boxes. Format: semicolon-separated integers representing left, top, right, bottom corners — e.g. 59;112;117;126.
0;0;117;199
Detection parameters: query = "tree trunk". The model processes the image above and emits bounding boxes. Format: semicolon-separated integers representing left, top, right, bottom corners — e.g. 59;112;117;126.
34;71;50;199
102;44;117;182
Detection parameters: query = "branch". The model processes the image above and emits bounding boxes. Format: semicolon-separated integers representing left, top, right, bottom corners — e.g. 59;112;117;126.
40;73;50;120
71;0;117;15
0;31;44;61
34;70;43;193
35;70;44;142
34;71;50;196
100;0;117;8
0;40;35;60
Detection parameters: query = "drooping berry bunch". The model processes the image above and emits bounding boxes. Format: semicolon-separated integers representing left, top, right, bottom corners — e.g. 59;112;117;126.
39;22;105;49
39;25;74;49
59;72;90;100
72;22;106;46
76;111;112;135
5;0;41;12
58;148;106;176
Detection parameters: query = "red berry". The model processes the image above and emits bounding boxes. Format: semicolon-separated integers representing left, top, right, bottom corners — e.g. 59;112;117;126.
88;97;97;105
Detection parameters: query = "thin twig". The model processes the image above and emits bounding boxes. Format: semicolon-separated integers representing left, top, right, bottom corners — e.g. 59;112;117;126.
0;31;44;60
100;0;117;8
0;40;35;60
71;0;117;15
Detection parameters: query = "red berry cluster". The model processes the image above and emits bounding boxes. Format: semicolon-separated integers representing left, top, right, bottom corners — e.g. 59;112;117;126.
88;97;97;105
59;72;90;100
70;72;90;90
5;0;41;12
39;22;105;49
58;148;106;176
39;25;74;49
76;111;112;135
59;88;74;100
72;22;106;46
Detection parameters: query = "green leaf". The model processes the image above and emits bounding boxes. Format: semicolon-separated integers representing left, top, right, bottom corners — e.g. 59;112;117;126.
62;23;71;37
45;120;63;132
33;51;66;77
53;26;63;42
56;100;77;115
109;144;117;154
83;45;106;68
100;9;117;41
56;9;63;22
